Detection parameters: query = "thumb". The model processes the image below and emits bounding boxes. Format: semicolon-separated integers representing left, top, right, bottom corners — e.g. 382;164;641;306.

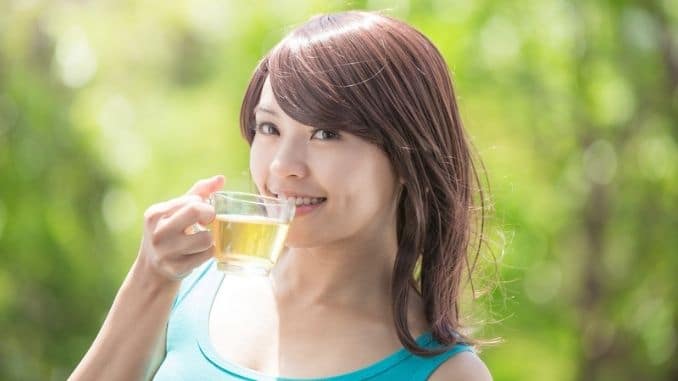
186;175;225;198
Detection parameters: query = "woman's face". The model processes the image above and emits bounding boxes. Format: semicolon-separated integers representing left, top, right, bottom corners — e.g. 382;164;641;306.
250;77;400;248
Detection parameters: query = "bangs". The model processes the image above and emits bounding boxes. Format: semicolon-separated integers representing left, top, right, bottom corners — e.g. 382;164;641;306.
241;13;391;147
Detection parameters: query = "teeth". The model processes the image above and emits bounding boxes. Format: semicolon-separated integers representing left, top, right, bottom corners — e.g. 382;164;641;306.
276;194;325;206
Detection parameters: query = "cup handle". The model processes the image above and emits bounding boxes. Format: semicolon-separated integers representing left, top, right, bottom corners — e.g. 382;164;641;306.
186;223;208;235
184;194;214;235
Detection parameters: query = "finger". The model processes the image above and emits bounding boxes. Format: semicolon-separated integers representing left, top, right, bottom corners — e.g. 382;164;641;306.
183;245;215;264
186;175;225;198
154;201;216;240
144;195;203;226
168;231;214;257
174;248;215;277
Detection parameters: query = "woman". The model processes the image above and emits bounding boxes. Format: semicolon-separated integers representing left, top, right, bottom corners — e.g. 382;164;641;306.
70;11;493;381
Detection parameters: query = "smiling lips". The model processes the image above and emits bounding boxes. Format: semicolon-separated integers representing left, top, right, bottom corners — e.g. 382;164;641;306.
278;195;327;217
278;195;326;206
270;191;327;216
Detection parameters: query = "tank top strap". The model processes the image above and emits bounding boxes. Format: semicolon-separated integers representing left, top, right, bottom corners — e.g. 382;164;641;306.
398;335;475;380
171;259;215;312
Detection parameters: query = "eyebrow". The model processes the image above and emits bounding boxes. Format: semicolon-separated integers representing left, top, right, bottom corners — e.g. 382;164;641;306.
254;105;277;115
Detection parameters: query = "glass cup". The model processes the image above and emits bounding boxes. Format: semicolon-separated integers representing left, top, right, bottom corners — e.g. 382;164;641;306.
207;191;295;275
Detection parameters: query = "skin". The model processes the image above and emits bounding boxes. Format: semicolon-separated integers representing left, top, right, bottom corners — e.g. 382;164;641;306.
207;78;427;376
69;176;224;380
208;77;491;379
251;76;405;308
69;77;491;380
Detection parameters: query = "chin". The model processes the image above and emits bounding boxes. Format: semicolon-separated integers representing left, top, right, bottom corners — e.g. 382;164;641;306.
283;237;321;249
283;227;332;249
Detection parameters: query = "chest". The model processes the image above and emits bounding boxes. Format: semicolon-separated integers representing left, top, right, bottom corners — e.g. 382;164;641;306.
207;277;403;378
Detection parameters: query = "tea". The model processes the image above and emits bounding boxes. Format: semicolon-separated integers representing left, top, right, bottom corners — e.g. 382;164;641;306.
211;214;289;274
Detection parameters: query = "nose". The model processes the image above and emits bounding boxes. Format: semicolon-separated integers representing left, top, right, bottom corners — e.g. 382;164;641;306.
269;138;309;179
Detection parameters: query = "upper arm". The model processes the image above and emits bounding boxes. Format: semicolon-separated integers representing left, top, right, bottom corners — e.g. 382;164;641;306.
428;351;492;381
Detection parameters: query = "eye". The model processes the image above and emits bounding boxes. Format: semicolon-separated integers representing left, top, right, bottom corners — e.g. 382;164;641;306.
255;122;279;135
311;129;340;141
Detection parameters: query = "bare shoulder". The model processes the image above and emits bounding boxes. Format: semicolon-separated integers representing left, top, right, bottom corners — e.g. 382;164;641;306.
428;351;492;381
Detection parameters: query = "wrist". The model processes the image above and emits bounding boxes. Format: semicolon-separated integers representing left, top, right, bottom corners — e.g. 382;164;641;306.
129;256;182;299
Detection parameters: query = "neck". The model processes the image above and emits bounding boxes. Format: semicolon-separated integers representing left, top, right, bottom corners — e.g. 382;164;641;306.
270;232;398;310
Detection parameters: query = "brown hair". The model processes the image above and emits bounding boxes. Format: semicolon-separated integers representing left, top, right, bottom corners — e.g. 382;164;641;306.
240;11;486;355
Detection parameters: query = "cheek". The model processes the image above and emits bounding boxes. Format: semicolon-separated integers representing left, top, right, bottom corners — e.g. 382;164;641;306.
352;158;397;216
325;151;395;214
249;141;271;192
349;173;392;214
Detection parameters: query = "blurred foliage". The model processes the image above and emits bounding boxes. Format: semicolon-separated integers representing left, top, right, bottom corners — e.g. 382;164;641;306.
0;0;676;380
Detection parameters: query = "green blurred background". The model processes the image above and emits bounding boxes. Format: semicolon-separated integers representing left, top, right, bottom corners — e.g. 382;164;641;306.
1;0;676;380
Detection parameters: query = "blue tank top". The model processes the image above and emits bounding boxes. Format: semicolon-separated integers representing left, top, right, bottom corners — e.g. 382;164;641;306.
153;260;474;380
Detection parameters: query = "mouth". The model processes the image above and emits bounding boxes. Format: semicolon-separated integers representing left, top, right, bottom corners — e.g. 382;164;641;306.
266;186;328;214
272;193;327;207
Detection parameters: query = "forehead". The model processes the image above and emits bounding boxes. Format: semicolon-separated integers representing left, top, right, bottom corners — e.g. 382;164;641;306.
255;77;278;112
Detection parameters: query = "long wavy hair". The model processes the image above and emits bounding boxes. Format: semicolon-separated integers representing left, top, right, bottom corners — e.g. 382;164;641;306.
240;11;487;355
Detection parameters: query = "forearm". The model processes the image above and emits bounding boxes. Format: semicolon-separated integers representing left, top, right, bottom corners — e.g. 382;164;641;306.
69;258;180;381
71;176;222;380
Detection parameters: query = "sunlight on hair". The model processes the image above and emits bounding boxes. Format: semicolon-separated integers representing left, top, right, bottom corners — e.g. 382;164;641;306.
284;12;381;51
